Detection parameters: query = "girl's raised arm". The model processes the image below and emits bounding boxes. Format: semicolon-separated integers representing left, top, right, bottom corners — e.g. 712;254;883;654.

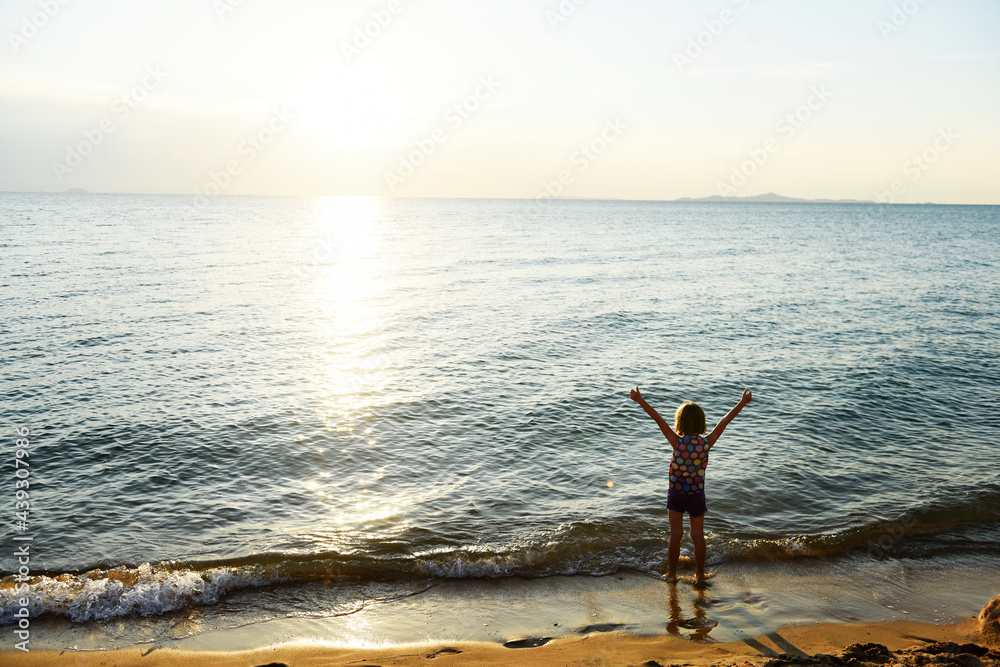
630;386;679;448
707;389;752;446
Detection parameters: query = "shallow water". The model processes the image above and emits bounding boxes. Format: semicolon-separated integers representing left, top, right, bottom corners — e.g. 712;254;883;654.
16;552;997;650
1;194;998;626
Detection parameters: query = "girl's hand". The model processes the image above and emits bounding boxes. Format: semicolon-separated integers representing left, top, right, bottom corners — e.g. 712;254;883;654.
741;389;753;404
629;386;643;403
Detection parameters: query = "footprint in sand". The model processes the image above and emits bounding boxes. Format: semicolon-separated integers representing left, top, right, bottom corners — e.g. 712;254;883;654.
678;572;716;588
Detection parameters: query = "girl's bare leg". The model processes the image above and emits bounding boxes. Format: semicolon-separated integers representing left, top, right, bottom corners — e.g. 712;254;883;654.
689;514;709;581
666;509;684;583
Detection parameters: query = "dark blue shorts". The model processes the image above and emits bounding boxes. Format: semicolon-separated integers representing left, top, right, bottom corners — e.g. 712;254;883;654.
667;488;707;517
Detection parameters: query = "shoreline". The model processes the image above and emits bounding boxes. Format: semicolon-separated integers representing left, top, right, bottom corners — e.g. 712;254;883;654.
2;554;996;664
2;616;993;666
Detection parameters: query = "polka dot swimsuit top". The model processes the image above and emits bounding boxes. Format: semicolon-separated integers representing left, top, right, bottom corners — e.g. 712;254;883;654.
670;435;712;494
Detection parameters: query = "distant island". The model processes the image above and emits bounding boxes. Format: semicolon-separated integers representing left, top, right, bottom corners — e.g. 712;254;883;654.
674;192;875;204
63;188;90;194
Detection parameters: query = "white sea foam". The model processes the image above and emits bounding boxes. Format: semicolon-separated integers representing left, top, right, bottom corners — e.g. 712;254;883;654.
0;563;281;624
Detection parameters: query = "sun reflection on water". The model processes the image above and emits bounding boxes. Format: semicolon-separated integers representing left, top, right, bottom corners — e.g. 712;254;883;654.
307;196;394;423
301;197;420;539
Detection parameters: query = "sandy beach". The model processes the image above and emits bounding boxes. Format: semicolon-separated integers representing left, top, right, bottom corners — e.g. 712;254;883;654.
4;615;997;667
5;582;998;667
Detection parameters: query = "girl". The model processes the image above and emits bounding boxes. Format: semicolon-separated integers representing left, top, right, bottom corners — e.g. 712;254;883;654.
629;386;752;584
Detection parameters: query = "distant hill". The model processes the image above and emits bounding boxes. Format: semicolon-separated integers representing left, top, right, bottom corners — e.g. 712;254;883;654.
63;188;90;194
675;192;874;204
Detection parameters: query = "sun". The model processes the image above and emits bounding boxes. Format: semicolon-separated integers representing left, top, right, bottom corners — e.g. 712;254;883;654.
291;66;399;148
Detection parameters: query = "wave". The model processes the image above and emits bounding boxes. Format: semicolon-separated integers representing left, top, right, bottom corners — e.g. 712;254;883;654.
0;561;270;624
0;518;996;625
3;493;997;625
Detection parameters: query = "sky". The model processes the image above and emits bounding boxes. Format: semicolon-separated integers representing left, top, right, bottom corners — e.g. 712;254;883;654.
0;0;998;204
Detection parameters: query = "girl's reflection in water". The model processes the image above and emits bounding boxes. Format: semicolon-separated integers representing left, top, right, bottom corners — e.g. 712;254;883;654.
667;583;719;641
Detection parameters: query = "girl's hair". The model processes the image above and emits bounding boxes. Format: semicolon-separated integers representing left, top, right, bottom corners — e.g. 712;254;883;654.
674;402;706;436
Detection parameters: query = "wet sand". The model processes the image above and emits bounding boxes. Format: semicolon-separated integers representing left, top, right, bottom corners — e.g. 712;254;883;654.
4;557;996;665
2;616;996;666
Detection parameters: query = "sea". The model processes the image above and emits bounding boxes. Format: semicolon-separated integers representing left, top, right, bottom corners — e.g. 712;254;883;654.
1;194;998;645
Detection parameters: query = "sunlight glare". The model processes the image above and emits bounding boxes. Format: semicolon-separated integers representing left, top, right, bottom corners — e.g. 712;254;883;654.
308;197;395;426
291;66;399;148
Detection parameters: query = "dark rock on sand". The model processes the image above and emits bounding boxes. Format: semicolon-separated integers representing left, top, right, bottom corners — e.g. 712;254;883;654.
981;595;1000;645
844;643;897;665
503;636;552;648
896;642;998;667
762;642;1000;667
